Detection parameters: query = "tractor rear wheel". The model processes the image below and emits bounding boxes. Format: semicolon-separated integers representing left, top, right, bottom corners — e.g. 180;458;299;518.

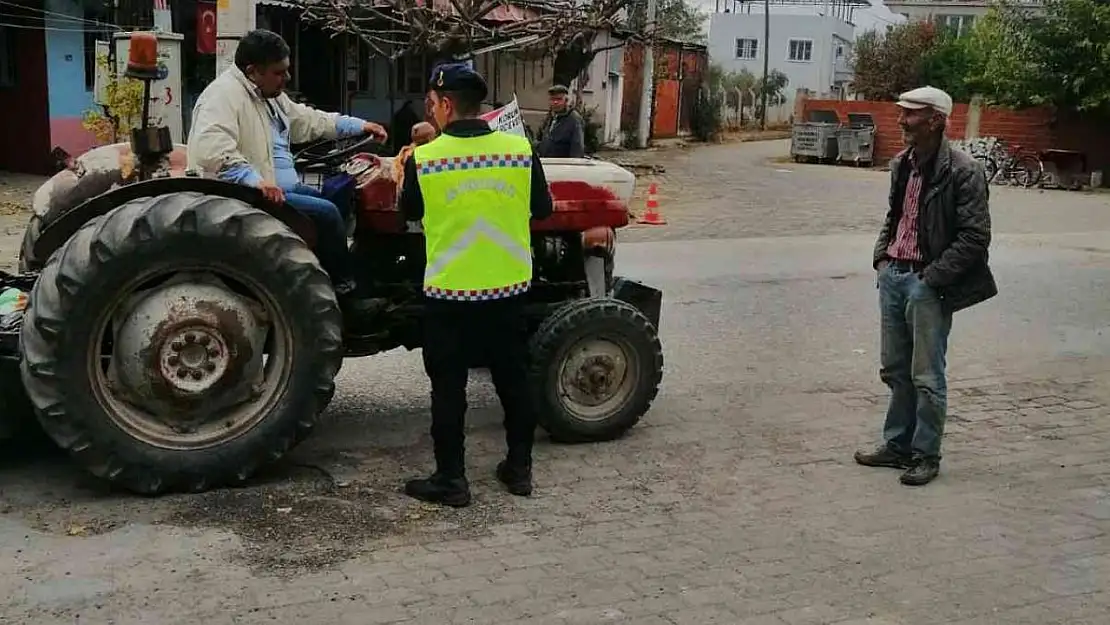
19;192;344;495
527;297;663;443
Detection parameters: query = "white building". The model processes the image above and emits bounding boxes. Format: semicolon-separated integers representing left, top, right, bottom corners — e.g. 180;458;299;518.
884;0;1044;36
708;8;856;111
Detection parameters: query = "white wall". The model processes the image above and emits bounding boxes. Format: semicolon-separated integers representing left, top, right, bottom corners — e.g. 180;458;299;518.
575;30;625;146
708;12;854;111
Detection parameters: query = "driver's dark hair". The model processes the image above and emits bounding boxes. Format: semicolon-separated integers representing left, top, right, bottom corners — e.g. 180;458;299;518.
235;30;290;71
433;89;483;117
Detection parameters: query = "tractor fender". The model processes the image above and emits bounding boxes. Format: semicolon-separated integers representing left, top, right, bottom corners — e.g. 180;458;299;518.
32;177;317;268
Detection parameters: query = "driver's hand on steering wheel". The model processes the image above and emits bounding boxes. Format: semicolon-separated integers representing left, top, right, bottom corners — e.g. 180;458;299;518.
257;180;286;205
362;121;388;142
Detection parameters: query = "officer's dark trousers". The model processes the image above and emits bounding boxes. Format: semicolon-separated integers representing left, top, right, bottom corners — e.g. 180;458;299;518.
422;294;535;478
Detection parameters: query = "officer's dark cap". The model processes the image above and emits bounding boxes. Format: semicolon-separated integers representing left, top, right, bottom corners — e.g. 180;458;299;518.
548;84;570;95
428;62;488;100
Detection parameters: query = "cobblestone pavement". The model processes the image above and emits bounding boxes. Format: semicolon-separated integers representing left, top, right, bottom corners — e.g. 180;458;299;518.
2;141;1110;625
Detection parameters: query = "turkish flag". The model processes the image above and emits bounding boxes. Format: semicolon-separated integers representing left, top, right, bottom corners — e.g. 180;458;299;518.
197;2;217;54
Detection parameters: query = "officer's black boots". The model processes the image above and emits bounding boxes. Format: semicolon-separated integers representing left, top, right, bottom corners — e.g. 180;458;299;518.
496;460;533;497
404;473;472;507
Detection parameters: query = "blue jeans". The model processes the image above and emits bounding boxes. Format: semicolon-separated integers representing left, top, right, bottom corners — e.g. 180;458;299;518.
878;262;953;459
284;182;353;285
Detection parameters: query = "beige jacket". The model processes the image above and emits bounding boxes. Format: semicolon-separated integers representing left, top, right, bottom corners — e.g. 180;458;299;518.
186;65;344;184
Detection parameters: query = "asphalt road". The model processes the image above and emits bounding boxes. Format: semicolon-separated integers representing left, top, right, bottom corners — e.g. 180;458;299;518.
2;140;1110;624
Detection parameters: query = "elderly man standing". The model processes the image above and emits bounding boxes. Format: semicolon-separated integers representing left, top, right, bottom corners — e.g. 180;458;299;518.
854;86;997;486
535;84;585;158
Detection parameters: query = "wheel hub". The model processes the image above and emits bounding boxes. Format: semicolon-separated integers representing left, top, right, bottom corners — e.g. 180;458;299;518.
158;326;231;393
561;340;630;411
109;278;268;415
575;355;618;398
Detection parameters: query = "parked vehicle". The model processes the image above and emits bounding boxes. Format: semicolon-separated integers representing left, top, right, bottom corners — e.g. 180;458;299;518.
985;140;1044;188
960;137;1044;188
0;33;665;496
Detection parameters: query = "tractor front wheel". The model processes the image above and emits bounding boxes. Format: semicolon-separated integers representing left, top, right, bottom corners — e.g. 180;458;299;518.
528;298;663;443
19;192;344;495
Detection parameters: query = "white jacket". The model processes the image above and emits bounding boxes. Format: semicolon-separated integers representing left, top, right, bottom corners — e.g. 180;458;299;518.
186;65;345;184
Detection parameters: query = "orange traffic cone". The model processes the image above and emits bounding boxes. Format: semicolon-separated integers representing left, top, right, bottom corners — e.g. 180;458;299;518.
637;182;667;225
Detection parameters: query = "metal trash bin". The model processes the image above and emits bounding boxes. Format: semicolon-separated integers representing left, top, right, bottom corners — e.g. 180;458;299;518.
836;113;876;166
791;110;841;162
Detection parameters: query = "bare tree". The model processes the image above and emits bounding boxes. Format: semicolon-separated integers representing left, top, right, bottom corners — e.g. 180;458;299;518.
290;0;638;85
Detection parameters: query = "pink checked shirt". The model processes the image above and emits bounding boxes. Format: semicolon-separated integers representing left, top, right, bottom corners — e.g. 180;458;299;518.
887;152;925;262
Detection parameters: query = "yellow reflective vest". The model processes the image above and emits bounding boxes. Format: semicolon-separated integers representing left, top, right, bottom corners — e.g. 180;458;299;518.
414;131;534;300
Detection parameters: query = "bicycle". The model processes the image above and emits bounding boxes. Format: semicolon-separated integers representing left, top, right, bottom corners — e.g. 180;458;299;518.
984;140;1044;188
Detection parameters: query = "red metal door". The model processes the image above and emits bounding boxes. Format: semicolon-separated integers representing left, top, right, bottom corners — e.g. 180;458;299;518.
0;5;51;174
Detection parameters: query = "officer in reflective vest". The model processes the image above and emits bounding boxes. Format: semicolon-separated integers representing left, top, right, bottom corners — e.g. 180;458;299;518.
398;62;554;507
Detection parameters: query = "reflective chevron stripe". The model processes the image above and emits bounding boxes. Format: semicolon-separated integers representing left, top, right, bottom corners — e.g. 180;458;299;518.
415;132;534;299
423;217;532;283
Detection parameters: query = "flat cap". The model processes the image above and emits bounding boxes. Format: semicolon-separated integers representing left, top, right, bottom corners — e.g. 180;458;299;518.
428;62;488;100
548;84;569;95
896;85;953;117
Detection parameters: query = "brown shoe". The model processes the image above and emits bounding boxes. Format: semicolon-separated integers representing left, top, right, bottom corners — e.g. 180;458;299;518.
854;444;913;469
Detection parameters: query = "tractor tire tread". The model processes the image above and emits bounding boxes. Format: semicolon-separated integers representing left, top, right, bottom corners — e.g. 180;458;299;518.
527;297;663;443
19;191;343;495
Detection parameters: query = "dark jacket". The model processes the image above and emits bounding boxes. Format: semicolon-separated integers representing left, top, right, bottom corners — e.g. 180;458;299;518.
399;118;554;223
536;109;585;158
873;139;998;313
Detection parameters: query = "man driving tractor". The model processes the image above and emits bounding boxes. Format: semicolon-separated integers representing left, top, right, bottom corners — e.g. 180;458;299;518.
186;29;390;327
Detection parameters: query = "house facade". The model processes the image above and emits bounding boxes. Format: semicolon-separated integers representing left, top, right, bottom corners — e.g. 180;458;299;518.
708;10;854;112
0;0;628;174
884;0;1044;35
0;0;115;174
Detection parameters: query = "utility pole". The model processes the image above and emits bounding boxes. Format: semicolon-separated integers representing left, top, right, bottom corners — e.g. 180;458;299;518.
216;0;256;75
760;0;769;130
636;0;657;149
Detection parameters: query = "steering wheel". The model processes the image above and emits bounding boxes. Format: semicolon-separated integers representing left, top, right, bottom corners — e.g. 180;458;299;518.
293;134;382;172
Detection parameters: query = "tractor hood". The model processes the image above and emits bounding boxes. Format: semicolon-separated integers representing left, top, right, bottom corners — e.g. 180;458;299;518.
540;157;637;205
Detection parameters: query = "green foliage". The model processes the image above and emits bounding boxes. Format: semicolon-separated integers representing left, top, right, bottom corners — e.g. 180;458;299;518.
919;30;976;102
966;0;1110;111
707;64;788;108
850;21;944;101
852;0;1110;112
690;87;723;141
82;50;145;145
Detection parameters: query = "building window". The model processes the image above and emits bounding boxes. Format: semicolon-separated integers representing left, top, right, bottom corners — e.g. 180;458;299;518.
935;14;975;36
735;38;758;60
83;7;113;92
397;53;433;95
788;39;813;62
0;26;15;88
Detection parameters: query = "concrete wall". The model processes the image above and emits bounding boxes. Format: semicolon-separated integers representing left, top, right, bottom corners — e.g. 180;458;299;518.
44;0;99;157
708;12;854;110
575;30;625;146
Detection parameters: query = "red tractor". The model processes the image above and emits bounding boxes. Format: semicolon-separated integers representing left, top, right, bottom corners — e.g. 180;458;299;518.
0;34;663;496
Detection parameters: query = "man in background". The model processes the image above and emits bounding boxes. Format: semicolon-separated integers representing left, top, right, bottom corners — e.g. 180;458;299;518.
535;84;585;158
